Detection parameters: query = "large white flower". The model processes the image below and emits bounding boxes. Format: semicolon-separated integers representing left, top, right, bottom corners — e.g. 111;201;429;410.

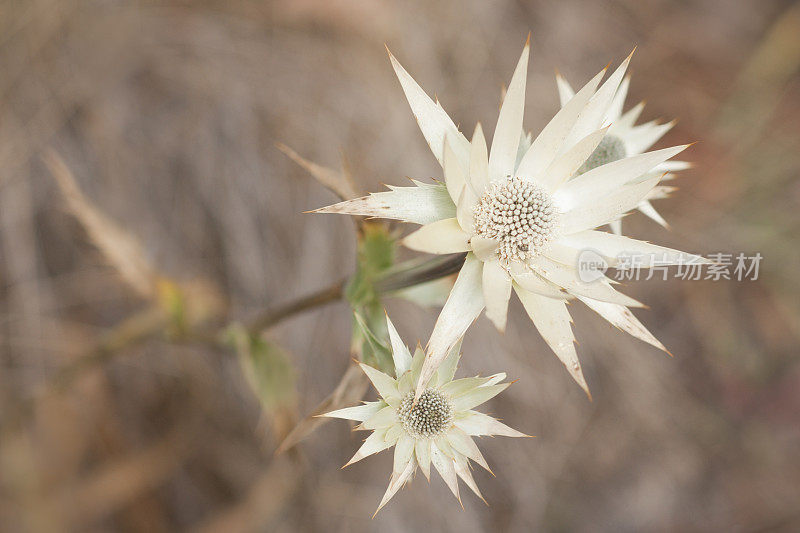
555;72;690;234
316;39;706;398
324;316;527;515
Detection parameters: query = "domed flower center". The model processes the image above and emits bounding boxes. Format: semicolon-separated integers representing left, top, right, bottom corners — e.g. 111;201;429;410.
473;176;558;264
397;389;453;439
577;134;627;175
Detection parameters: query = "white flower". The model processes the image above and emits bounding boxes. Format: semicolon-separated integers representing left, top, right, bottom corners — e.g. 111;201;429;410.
315;39;707;398
555;72;690;234
323;316;527;515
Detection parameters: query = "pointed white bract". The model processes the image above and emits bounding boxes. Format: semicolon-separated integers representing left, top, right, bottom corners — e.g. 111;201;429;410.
314;40;698;397
323;318;527;515
554;71;689;234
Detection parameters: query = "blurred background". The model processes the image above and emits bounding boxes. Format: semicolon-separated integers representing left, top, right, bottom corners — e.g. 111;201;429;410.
1;0;799;531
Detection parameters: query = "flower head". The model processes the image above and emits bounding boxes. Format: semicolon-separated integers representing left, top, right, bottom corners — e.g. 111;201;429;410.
555;72;690;234
323;315;527;515
315;38;707;398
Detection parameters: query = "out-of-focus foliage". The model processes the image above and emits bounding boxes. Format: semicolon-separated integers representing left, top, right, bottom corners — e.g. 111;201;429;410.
231;325;297;413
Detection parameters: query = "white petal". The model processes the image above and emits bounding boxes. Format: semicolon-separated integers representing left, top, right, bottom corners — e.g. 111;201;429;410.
561;50;633;152
385;423;403;444
430;443;460;503
517;68;606;179
555;72;575;106
637;200;669;228
359;363;400;401
532;256;643;307
470;235;499;261
606;75;630;123
418;255;485;398
511;271;567;299
482;259;512;332
625;120;676;154
443;136;468;204
578;296;667;352
515;129;533;168
609;219;622;235
446;427;491;472
386;314;412;378
314;181;455;224
615;101;645;130
537;126;610;192
402;218;470;254
515;286;590;396
434;336;463;387
453;453;486;503
469;123;490;194
454;410;528;437
440;376;502;398
361;405;398;430
393;433;415;477
409;345;425;384
657;160;692;172
559;174;662;235
646;183;677;198
323;401;384;422
541;241;582;267
450;383;510;411
415;438;432;481
556;230;710;268
345;429;393;467
456;183;478;232
554;145;688;211
488;40;529;182
374;455;416;516
481;372;508;387
388;50;470;168
435;434;456;458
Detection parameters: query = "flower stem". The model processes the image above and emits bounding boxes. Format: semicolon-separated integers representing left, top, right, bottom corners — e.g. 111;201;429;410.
247;253;467;335
247;280;347;335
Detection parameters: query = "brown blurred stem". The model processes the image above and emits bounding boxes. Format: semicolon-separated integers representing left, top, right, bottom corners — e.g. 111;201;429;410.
246;252;466;335
247;280;346;335
375;253;466;293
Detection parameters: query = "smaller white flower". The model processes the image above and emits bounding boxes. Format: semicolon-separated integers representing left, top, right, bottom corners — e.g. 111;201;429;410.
323;315;528;515
555;73;690;234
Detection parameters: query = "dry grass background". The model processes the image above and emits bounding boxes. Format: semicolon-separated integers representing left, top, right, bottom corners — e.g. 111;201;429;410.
1;0;799;531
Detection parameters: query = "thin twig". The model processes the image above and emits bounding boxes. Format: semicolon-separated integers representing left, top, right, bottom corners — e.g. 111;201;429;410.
375;253;466;293
246;279;347;336
245;252;466;335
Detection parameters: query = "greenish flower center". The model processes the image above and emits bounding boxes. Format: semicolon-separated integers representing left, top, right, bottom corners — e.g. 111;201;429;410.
577;134;627;175
397;389;453;439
